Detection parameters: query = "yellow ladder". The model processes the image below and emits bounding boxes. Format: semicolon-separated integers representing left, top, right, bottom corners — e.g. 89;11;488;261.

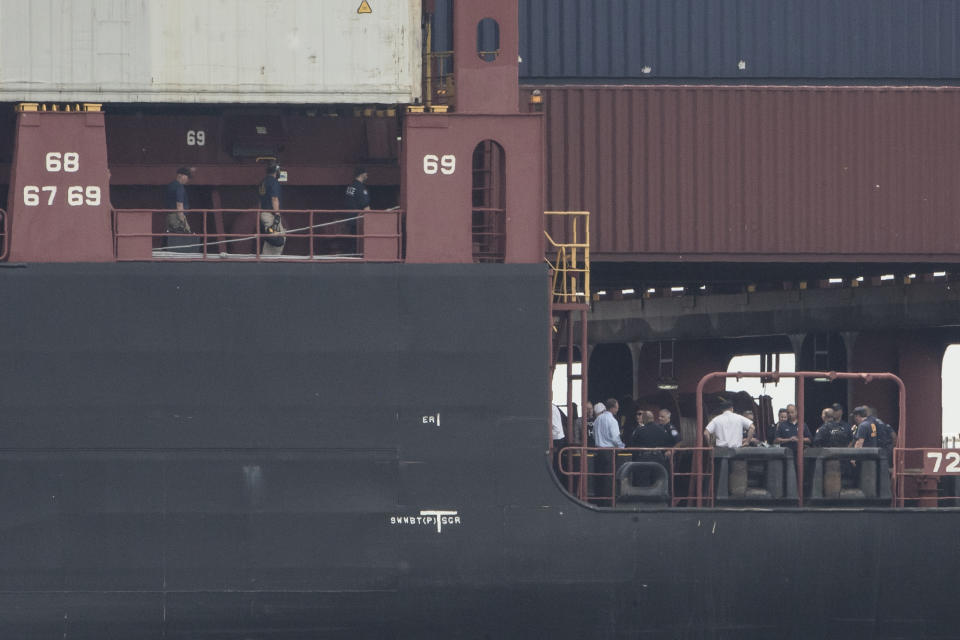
544;211;590;305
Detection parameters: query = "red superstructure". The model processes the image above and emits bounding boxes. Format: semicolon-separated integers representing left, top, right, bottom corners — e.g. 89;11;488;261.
4;1;544;267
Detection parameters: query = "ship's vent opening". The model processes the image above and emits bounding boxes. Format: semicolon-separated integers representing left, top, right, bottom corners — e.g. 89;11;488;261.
477;18;500;62
471;139;505;263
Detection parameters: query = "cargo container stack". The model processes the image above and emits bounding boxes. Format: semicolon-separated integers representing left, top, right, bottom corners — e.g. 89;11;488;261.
440;0;960;447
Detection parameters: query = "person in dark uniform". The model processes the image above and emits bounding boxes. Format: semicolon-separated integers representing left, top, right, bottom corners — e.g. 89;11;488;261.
867;405;896;464
626;409;646;446
629;410;674;486
831;403;851;432
164;167;192;234
851;406;880;449
769;408;789;445
258;164;284;256
630;411;674;450
813;407;855;483
775;403;811;455
340;167;370;256
813;408;852;448
345;167;371;211
657;408;682;446
849;405;884;475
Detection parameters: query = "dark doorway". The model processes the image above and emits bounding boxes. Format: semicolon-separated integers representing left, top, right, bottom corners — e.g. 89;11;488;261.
471;140;505;263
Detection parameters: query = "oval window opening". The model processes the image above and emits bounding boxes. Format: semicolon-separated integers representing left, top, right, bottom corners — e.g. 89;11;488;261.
477;18;500;62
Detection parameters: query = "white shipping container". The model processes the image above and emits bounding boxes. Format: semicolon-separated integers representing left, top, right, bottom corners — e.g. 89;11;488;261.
0;0;422;104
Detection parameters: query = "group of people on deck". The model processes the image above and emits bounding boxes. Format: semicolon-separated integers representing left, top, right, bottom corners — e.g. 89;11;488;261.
706;401;895;461
554;399;892;453
551;397;896;500
163;165;372;256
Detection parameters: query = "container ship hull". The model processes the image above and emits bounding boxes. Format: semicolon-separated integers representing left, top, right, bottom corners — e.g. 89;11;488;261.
0;262;955;639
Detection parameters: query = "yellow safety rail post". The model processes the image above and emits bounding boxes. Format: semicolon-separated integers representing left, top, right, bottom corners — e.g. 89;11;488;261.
544;211;590;305
545;211;591;500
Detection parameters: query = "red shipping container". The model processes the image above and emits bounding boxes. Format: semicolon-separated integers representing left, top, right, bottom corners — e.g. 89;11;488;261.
534;85;960;262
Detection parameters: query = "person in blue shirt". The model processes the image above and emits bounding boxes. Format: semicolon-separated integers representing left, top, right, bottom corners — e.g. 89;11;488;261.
769;408;789;445
258;164;285;255
164;167;192;234
867;405;896;463
774;403;812;454
851;406;879;448
340;167;371;255
594;399;624;448
592;398;623;502
813;407;852;447
345;167;371;211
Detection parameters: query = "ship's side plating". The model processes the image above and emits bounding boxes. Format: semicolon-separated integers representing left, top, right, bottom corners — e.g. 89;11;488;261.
0;262;549;638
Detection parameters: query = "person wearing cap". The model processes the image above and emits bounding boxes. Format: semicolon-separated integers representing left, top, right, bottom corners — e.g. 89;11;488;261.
340;167;370;256
258;164;285;256
345;167;371;211
850;406;879;449
165;167;193;234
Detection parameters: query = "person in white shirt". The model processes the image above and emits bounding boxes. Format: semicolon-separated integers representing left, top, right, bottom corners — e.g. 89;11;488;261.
551;403;567;481
551;404;565;446
703;401;754;448
592;398;623;502
593;400;624;449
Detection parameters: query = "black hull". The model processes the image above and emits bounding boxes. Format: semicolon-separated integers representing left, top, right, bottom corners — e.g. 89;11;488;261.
0;263;956;639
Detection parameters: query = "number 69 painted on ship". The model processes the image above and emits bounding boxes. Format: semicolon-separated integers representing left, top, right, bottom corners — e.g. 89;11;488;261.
422;154;456;175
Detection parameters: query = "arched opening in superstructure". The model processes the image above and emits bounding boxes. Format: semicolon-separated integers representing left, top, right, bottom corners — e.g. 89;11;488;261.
476;18;501;62
942;344;960;447
471;139;505;263
587;343;632;406
725;352;796;443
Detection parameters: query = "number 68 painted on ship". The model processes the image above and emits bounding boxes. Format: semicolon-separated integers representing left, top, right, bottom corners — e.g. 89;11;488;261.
45;152;80;173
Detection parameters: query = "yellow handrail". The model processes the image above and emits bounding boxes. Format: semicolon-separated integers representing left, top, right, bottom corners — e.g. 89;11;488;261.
544;211;590;304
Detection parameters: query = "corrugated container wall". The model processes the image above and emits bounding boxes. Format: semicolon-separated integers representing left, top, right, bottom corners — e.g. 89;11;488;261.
515;0;960;80
0;0;422;104
536;85;960;262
